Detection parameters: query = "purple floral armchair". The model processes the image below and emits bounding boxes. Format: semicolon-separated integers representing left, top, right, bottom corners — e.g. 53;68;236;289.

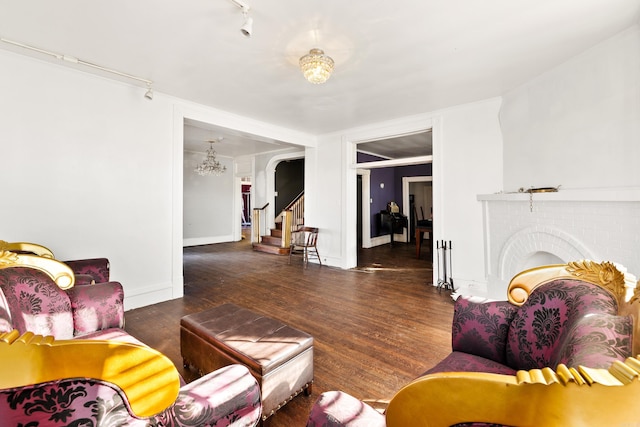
0;253;124;340
0;331;262;426
0;252;262;426
64;257;111;285
425;279;633;376
307;260;640;427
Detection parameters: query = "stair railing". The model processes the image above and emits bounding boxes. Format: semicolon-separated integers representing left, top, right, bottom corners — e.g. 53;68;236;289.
285;191;305;229
252;203;269;244
280;210;293;248
279;191;304;249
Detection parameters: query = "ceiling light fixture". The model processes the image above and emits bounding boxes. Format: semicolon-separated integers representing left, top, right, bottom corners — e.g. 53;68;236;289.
0;36;154;99
240;10;253;37
144;83;153;100
230;0;252;37
299;48;334;84
194;138;227;176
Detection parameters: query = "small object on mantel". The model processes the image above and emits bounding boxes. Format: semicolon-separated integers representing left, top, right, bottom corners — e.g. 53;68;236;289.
518;185;561;193
518;186;561;212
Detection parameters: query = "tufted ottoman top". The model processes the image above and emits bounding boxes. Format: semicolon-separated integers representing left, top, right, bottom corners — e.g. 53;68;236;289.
180;303;313;376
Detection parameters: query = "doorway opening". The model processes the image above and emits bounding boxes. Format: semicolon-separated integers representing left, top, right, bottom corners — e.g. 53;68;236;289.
354;129;433;268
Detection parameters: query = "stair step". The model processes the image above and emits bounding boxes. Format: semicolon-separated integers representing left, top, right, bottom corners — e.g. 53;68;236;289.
261;235;282;246
252;243;290;255
271;229;283;238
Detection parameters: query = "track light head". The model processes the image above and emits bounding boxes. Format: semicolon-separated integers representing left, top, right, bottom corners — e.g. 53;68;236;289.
241;14;253;37
144;85;153;100
231;0;252;37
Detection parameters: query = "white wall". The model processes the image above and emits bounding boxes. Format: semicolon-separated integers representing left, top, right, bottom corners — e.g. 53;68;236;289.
304;134;345;267
314;101;504;284
183;151;234;246
1;50;177;310
500;24;640;190
1;49;314;310
434;98;503;293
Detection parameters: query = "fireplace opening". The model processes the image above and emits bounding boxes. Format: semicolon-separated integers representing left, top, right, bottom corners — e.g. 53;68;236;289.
521;251;564;272
496;226;594;297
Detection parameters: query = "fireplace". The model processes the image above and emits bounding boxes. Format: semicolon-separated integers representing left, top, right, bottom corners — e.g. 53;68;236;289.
477;187;640;299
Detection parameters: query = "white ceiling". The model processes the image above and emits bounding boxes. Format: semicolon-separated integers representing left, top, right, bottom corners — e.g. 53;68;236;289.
2;1;638;157
183;118;294;157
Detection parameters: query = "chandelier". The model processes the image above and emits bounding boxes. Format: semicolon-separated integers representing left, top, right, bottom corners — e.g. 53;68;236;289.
194;139;227;176
299;48;334;84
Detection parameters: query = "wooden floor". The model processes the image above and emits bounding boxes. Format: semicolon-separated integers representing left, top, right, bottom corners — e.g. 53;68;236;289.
124;235;454;426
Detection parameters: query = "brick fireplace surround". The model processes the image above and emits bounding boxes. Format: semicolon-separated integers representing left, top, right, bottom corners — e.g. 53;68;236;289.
477;187;640;300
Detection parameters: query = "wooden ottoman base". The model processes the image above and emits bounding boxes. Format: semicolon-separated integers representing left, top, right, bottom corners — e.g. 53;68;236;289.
180;303;314;425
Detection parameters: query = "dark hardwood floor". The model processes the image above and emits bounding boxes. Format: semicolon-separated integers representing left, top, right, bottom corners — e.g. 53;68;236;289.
124;234;454;426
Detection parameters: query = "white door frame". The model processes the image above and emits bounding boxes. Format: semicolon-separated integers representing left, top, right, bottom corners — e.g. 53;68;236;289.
345;114;440;271
402;175;433;243
357;169;372;248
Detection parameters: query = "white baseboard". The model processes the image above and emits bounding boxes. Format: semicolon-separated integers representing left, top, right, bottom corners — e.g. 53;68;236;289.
183;234;235;247
124;282;179;311
447;278;488;299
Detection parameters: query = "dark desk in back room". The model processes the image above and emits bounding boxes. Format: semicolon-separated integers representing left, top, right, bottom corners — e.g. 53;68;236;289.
379;211;408;247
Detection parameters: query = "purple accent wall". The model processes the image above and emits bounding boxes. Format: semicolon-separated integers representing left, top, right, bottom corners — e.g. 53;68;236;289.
358;153;432;237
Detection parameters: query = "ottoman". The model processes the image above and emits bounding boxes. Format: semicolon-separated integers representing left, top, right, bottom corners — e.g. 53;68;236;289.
180;303;314;425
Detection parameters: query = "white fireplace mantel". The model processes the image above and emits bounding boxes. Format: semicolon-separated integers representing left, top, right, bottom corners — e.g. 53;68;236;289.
478;187;640;202
476;186;640;300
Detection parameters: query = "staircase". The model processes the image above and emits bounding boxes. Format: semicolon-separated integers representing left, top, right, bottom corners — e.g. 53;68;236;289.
252;192;304;256
252;222;290;255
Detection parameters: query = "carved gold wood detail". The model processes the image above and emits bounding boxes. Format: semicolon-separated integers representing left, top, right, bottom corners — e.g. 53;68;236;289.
0;241;55;258
0;252;75;289
0;251;19;265
566;260;628;305
386;356;640;426
0;330;180;418
508;260;638;308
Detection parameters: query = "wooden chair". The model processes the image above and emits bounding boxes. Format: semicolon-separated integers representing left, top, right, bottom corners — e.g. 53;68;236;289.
288;226;321;268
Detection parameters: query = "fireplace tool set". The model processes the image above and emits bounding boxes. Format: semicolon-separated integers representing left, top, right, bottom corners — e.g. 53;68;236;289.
436;240;454;292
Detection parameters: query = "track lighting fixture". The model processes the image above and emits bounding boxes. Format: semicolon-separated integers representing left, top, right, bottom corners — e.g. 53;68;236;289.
230;0;253;37
144;84;154;100
241;12;253;37
0;36;154;100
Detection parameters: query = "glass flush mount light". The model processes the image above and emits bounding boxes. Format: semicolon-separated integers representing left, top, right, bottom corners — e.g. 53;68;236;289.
299;48;334;84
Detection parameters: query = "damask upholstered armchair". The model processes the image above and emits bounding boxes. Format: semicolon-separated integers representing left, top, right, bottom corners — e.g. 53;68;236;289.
0;330;261;426
0;251;263;426
307;260;640;426
0;251;124;340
